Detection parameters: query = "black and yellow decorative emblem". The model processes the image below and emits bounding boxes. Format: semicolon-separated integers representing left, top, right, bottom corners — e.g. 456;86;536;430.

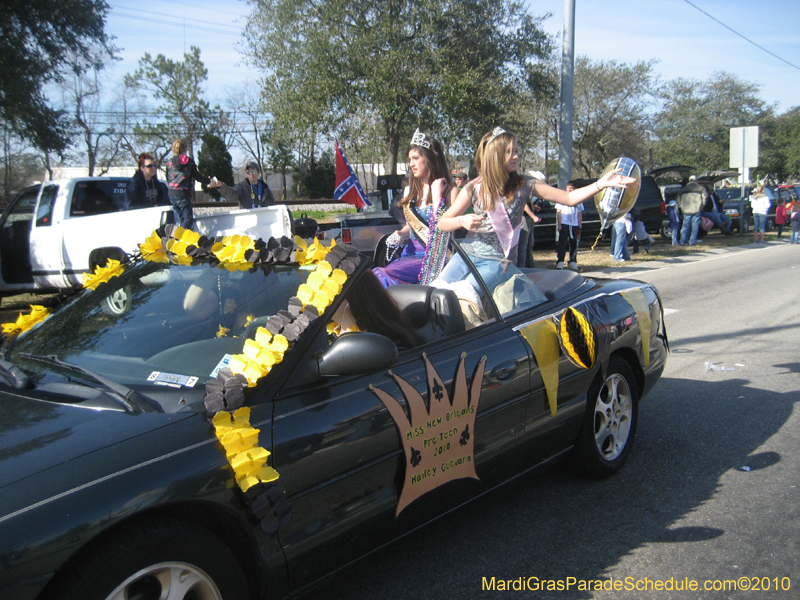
557;306;596;370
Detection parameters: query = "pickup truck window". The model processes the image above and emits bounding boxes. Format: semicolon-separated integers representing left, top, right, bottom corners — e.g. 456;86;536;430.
35;185;58;227
70;180;129;217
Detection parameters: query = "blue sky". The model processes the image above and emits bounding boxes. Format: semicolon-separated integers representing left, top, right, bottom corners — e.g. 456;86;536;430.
103;0;800;113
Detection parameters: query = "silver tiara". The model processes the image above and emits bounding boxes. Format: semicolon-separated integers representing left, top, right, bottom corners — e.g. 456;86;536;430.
410;128;431;149
489;126;507;143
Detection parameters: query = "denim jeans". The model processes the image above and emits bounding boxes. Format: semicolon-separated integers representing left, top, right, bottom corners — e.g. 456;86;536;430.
701;210;731;232
753;213;767;233
438;248;517;296
169;194;194;229
671;224;680;245
680;212;701;245
611;220;630;261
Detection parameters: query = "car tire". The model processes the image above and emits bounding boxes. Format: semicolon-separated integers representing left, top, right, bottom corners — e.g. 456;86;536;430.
568;357;639;478
101;285;133;316
741;217;750;234
660;224;671;241
766;218;775;231
45;519;251;600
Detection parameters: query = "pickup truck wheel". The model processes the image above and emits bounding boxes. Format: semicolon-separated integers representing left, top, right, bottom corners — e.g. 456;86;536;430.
102;286;132;316
45;519;250;600
569;357;639;478
660;224;671;241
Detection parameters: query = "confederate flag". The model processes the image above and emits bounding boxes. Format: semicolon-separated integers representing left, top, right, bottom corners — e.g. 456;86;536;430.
334;140;370;210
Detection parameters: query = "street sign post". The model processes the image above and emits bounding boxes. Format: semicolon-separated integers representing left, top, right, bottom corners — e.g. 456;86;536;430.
730;126;759;201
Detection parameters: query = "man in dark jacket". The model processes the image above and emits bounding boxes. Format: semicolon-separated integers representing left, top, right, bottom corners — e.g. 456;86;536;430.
677;176;708;245
125;153;168;209
214;161;275;209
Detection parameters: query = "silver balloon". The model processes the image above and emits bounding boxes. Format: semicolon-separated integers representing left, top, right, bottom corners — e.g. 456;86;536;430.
595;157;641;229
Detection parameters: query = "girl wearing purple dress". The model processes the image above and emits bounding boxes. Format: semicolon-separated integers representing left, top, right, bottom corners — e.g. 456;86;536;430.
373;130;459;287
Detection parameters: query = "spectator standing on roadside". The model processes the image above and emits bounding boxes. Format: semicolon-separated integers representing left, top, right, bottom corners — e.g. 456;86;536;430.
555;180;582;270
786;198;800;244
775;199;788;239
631;213;653;254
166;139;214;229
125;153;168;209
677;175;707;246
213;161;275;209
750;185;771;244
610;213;632;262
666;200;681;245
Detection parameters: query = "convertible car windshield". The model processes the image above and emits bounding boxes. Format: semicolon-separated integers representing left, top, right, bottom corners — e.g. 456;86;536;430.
7;261;310;391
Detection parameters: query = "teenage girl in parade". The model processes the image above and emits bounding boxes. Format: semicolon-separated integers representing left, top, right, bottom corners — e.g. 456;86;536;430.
435;127;635;293
373;129;459;287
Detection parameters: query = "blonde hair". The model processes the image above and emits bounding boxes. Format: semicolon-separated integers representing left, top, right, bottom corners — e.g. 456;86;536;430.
473;129;523;211
171;139;188;156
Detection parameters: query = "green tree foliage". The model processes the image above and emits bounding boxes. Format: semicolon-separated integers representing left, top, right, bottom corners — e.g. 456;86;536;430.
243;0;553;173
124;47;217;160
765;107;800;180
652;72;771;173
571;57;657;177
198;133;234;200
295;150;336;199
0;0;111;153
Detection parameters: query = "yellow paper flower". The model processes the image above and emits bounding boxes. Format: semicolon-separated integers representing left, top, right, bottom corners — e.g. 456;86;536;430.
216;325;230;338
139;231;169;262
1;304;51;338
82;259;125;290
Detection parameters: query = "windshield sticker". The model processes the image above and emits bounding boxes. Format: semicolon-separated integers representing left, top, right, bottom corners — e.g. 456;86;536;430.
210;355;235;378
370;353;486;517
147;371;199;388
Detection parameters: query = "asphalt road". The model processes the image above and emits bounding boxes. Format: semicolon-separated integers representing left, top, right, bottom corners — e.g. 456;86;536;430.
311;242;800;600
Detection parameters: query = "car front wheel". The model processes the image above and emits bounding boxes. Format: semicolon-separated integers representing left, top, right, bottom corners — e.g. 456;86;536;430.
45;519;251;600
569;357;639;478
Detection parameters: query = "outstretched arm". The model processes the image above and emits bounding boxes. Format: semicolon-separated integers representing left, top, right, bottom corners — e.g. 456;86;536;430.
534;169;636;207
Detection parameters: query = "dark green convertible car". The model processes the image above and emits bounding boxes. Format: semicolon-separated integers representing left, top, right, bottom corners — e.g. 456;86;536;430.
0;231;667;600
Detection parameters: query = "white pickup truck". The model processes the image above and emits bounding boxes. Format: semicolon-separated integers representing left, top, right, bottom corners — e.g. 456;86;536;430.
0;177;293;296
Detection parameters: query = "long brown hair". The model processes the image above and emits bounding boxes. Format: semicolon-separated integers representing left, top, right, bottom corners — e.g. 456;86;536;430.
398;133;452;208
473;129;524;211
346;271;419;350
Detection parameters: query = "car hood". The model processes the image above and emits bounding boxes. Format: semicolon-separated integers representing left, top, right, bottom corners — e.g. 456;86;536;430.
0;388;192;490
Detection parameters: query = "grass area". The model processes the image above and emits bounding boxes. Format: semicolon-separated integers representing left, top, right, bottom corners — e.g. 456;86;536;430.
531;228;773;272
301;208;356;222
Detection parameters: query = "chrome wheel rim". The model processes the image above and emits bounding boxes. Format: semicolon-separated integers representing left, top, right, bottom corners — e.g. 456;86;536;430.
593;373;633;461
104;288;131;315
106;562;222;600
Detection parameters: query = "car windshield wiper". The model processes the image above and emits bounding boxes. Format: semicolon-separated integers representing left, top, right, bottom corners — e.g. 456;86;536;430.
0;358;31;389
17;353;158;414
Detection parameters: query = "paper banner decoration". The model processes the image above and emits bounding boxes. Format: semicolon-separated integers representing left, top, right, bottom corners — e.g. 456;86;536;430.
519;319;561;417
620;289;651;367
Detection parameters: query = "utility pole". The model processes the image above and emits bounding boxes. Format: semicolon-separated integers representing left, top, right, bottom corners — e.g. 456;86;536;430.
558;0;576;191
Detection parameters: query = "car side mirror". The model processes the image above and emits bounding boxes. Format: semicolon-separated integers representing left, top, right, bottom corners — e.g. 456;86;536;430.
317;332;398;377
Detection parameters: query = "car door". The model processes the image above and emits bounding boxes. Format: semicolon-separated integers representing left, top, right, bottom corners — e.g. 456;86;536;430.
29;183;71;289
270;298;534;588
0;185;40;284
